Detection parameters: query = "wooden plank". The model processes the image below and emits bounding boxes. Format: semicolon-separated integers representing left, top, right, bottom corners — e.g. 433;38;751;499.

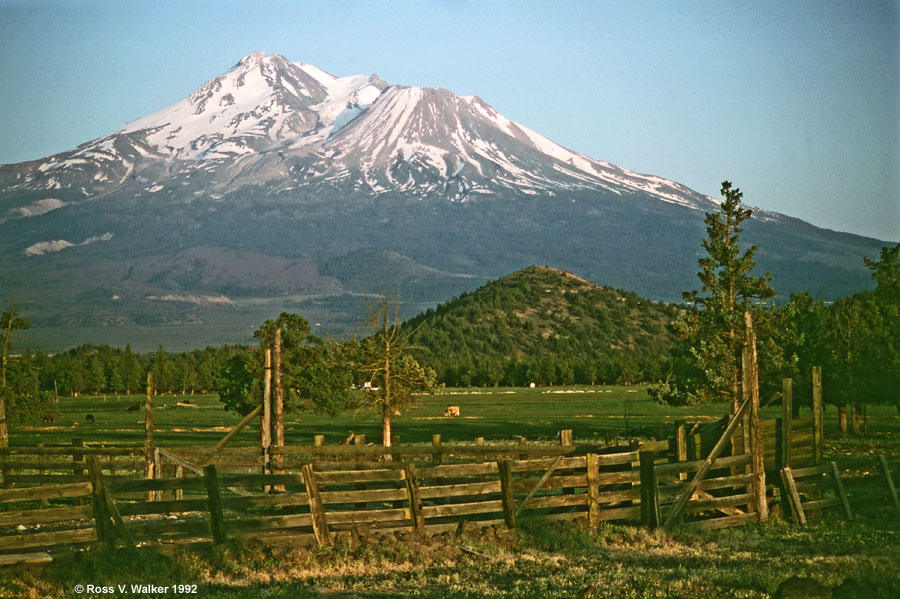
683;493;753;513
326;508;409;525
517;494;588;511
594;470;641;485
125;518;213;538
789;464;831;479
116;498;209;517
417;462;498;478
317;469;406;484
320;487;408;505
0;481;92;503
780;467;806;525
681;512;758;531
102;484;135;548
224;513;314;532
419;480;501;500
1;447;142;457
0;504;93;527
655;453;750;476
203;465;226;544
302;463;330;546
0;552;54;566
422;499;505;519
106;478;207;494
515;455;563;518
200;405;262;467
596;505;641;522
509;456;586;472
222;493;308;511
830;461;854;520
879;455;900;511
0;527;96;551
663;396;751;530
799;497;842;512
596;488;642;504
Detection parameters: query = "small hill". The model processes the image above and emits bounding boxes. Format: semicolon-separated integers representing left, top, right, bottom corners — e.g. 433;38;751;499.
404;266;679;386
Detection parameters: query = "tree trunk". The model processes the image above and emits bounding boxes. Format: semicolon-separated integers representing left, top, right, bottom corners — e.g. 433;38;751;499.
382;408;392;448
838;404;848;435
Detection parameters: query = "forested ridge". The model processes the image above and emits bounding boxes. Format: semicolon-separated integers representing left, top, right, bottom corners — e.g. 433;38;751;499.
404;266;679;386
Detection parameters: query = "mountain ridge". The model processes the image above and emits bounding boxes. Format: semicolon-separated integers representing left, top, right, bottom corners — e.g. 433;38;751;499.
0;52;886;352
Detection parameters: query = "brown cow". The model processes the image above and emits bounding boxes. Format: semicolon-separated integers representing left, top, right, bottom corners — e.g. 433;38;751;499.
444;406;461;417
127;403;142;412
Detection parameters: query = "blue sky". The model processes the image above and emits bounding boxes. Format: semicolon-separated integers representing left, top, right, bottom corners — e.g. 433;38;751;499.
1;0;897;240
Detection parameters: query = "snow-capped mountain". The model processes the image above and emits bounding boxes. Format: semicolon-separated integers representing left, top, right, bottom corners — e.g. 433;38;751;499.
0;53;885;351
1;52;711;209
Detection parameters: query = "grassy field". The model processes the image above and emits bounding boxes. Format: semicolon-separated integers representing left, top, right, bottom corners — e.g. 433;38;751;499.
12;385;900;456
3;514;899;598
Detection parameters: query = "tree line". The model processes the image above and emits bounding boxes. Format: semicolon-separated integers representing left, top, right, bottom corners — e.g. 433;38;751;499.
651;181;900;417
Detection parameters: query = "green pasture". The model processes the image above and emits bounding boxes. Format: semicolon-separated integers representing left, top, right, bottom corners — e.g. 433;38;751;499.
12;385;899;450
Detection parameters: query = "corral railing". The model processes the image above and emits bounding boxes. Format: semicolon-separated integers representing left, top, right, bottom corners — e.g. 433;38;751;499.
3;449;898;563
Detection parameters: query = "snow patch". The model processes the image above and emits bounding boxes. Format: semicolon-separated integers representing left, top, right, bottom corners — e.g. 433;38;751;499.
24;232;113;256
13;198;67;218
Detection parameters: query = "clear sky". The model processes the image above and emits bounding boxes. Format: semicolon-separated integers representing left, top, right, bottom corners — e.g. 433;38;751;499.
1;0;897;241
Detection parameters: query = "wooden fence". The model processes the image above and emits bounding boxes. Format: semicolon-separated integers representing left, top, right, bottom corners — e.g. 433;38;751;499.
3;447;898;563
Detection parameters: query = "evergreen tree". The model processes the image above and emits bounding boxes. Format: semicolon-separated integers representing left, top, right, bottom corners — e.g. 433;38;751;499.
658;181;776;410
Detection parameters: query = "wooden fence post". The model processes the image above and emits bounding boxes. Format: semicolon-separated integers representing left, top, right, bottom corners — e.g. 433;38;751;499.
432;434;442;466
144;372;155;502
261;348;272;451
475;437;485;464
302;463;330;546
87;456;113;544
812;366;823;465
175;465;184;501
878;456;900;511
272;329;284;457
586;453;601;531
405;463;426;534
781;379;792;468
675;421;688;481
518;437;527;461
639;449;661;528
153;447;162;502
72;439;85;506
497;460;517;530
203;464;226;544
744;312;767;522
560;429;573;447
313;435;325;463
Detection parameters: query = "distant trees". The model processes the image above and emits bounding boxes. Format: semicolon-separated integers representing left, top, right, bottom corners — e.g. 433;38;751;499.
217;313;355;418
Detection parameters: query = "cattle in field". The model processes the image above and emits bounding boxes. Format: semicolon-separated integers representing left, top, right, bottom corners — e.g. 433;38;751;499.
444;406;460;417
127;403;142;412
85;414;95;424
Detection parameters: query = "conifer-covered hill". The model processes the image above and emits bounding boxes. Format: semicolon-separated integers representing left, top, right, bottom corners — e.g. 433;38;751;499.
404;266;680;386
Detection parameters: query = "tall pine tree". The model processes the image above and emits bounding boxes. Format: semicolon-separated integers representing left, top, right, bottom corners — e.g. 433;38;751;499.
657;181;776;411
